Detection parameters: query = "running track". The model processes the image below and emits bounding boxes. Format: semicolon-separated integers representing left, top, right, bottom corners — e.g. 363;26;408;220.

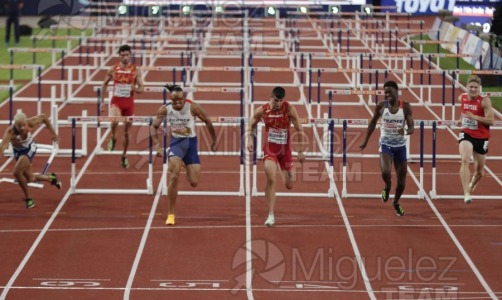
1;15;501;300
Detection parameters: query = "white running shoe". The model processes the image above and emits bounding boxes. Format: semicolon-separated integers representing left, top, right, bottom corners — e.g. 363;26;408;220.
264;214;275;227
464;193;472;204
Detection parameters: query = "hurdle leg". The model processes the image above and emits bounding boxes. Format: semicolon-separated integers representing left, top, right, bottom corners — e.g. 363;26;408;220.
161;162;168;196
430;166;437;199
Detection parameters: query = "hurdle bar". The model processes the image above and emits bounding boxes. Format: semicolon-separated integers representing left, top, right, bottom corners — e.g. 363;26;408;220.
1;101;87;157
405;120;502;161
324;88;404;107
69;117;154;195
0;85;15;91
67;115;153;156
0;177;44;188
8;48;67;66
0;64;43;87
341;120;426;200
95;86;243;93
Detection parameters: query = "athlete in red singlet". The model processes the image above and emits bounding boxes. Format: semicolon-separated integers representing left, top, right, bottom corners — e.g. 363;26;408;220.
100;44;144;168
457;75;494;204
247;86;305;227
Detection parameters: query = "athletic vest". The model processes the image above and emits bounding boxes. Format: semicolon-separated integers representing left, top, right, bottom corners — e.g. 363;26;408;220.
380;101;407;147
166;100;197;138
262;101;291;146
112;63;137;98
11;126;34;150
460;93;490;139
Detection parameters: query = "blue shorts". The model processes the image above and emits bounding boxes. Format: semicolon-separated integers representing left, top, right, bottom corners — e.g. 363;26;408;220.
379;144;407;162
13;143;37;162
168;137;200;165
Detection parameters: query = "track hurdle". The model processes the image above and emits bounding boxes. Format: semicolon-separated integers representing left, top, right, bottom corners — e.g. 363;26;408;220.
251;117;336;198
428;120;502;200
340;119;426;200
0;64;43;88
0;148;58;189
160;116;246;197
8;48;66;69
69;116;154;195
159;90;247;196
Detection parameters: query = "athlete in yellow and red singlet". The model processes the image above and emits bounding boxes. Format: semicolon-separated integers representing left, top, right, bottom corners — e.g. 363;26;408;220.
247;86;306;227
100;44;144;168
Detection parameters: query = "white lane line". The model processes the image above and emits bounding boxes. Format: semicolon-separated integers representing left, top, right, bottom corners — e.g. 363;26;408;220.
0;176;83;299
329;177;377;300
123;175;164;300
2;223;502;234
0;118;110;299
407;167;498;300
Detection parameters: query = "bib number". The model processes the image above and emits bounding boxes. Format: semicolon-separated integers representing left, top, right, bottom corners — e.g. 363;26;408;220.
268;128;288;144
462;117;478;130
114;84;132;98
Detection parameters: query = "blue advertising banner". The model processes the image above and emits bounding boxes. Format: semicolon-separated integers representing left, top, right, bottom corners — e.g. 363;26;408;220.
453;2;496;33
380;0;457;15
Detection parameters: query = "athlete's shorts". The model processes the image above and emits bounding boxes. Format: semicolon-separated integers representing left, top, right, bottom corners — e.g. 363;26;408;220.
13;143;37;162
458;131;489;155
379;143;407;162
263;145;293;171
168;137;200;165
111;96;135;117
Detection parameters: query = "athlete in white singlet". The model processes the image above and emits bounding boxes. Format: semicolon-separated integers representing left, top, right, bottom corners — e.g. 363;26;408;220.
0;113;62;208
150;84;217;226
359;81;414;216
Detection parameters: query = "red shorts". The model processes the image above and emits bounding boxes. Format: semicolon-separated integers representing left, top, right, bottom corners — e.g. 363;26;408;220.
263;143;293;171
111;96;135;116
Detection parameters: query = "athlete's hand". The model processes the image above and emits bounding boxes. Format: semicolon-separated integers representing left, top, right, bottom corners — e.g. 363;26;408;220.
156;144;163;157
247;139;254;152
359;142;367;150
211;140;218;152
297;151;305;163
52;134;59;143
100;103;106;113
464;112;476;120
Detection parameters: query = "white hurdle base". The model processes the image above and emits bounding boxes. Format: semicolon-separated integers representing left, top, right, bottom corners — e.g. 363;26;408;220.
161;163;245;197
177;191;244;196
71;178;153;195
430;193;502;200
252;191;332;198
341;193;423;199
69;126;154;195
0;178;44;188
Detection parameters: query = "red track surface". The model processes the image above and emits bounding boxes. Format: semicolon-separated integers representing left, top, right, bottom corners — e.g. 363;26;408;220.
1;16;501;300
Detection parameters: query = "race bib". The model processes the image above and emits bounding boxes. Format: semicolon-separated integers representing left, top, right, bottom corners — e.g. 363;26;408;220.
172;125;191;136
268;128;288;144
462;117;478;130
382;122;401;135
114;83;132;98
